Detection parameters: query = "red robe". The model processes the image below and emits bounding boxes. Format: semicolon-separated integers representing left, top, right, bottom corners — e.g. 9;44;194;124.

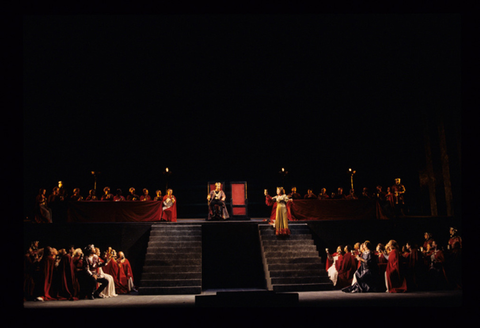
115;259;134;294
266;195;293;222
385;249;407;293
40;255;57;300
103;258;120;289
325;252;340;270
403;248;425;291
57;254;79;300
162;195;177;222
336;252;357;288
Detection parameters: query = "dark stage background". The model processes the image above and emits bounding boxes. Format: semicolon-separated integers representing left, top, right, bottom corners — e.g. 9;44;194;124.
23;15;461;220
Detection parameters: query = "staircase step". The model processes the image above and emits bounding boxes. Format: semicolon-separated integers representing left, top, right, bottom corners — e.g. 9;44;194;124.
267;261;324;271
138;286;202;295
263;244;317;252
146;247;202;254
148;236;202;242
265;257;323;265
146;242;202;248
144;258;201;266
145;253;201;261
268;268;329;277
264;250;319;258
261;239;314;246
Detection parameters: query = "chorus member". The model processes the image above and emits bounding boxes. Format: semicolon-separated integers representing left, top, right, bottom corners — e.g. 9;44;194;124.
154;190;163;201
162;189;177;222
373;186;386;202
85;189;98;201
207;182;229;220
95;248;117;298
445;230;462;289
34;246;57;301
70;188;83;201
127;187;140;201
303;189;317;199
343;241;382;293
56;248;79;300
47;187;61;213
385;240;407;293
72;248;86;298
101;187;114;201
57;181;67;201
35;189;52;223
288;187;302;199
82;244;109;299
376;243;387;291
265;187;292;236
115;251;136;294
333;188;346;199
140;188;151;201
346;189;358;200
448;227;462;250
113;189;125;202
422;232;434;261
359;187;371;200
336;245;357;288
426;241;449;290
391;178;406;216
317;188;330;200
326;246;344;286
403;242;425;291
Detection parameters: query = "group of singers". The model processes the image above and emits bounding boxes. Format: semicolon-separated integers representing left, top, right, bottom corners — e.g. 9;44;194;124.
24;242;137;302
34;181;177;223
324;227;462;293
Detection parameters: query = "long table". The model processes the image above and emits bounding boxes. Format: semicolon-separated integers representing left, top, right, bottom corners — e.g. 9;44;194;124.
67;201;163;223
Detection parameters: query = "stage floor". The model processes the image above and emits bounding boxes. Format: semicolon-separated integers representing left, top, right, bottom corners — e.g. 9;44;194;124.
23;289;462;308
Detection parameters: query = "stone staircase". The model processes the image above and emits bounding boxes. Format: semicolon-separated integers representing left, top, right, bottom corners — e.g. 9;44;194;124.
258;223;332;292
138;224;202;295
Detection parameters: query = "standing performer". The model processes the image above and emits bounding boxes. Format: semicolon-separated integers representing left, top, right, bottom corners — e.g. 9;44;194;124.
391;178;406;216
265;187;292;236
162;189;177;222
207;182;229;220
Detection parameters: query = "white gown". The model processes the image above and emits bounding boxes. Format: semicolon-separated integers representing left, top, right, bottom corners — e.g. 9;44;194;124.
97;267;118;298
327;255;340;286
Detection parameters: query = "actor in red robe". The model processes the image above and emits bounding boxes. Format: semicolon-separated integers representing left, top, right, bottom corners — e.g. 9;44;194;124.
385;240;407;293
162;189;177;222
336;245;357;288
56;249;79;300
35;247;57;301
115;252;136;294
403;242;425;291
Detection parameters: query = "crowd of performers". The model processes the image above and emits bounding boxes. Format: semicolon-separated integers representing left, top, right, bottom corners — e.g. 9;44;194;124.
324;228;462;293
24;242;137;302
34;181;177;223
264;178;407;236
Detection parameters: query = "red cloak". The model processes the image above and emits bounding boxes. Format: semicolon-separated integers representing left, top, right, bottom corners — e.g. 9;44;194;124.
336;252;357;288
385;249;407;293
162;195;177;222
115;259;134;294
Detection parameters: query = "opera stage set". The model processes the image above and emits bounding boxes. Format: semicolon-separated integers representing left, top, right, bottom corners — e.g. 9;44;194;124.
24;180;460;307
